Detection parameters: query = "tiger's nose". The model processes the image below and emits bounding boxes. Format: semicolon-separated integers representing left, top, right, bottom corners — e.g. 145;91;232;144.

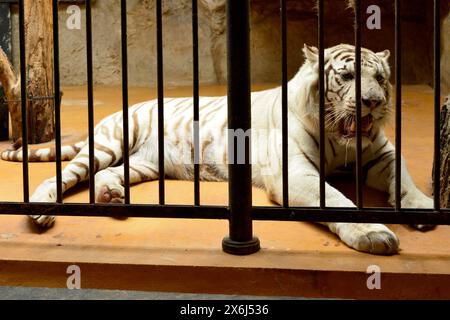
362;98;382;109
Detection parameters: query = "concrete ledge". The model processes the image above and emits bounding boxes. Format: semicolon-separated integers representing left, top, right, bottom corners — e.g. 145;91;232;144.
0;198;449;299
1;261;449;299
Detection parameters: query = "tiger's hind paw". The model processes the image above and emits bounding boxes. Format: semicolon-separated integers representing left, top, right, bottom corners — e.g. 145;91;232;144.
96;185;125;204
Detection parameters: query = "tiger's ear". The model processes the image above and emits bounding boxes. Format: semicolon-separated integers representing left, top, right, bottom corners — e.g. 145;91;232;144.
376;49;390;60
303;44;318;63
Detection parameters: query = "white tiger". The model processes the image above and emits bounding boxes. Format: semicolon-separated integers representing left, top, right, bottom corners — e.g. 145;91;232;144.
1;44;434;255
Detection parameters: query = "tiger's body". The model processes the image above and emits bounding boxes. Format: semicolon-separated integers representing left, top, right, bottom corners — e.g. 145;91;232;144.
1;44;434;255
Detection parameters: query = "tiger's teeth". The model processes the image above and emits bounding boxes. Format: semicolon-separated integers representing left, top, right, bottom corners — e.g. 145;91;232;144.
366;121;373;131
350;121;356;132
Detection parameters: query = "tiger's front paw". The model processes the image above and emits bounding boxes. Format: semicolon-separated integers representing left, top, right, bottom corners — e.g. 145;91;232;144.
29;182;57;229
402;192;433;209
353;229;399;255
412;224;436;232
336;223;399;255
29;215;56;229
402;192;436;232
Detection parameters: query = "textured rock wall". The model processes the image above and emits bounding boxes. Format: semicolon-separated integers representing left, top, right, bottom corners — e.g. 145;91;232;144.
7;0;450;89
442;3;450;95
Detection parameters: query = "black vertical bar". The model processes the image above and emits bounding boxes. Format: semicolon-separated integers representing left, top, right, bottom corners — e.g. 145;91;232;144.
281;0;288;207
395;0;402;211
121;0;130;204
156;0;165;205
52;0;62;203
222;0;260;255
86;0;95;203
433;0;441;211
18;0;29;202
192;0;200;206
354;0;363;209
318;0;325;209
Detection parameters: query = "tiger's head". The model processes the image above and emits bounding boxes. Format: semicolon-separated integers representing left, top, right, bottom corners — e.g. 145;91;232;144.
298;43;392;147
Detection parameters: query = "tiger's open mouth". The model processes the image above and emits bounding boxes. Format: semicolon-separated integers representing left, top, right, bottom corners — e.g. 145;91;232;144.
340;114;373;138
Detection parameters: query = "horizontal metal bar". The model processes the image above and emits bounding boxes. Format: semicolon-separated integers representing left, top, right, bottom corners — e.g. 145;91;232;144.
0;203;229;219
0;203;448;225
253;207;450;225
1;0;89;3
2;95;62;103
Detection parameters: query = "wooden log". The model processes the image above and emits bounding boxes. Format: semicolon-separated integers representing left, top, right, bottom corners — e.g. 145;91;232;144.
24;0;55;144
0;3;12;141
0;0;55;144
0;46;20;141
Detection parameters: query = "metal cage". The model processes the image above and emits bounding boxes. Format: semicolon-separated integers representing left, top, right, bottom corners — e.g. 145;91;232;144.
0;0;448;256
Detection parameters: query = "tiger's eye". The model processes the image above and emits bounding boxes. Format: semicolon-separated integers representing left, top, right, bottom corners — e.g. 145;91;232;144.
376;74;385;82
341;72;354;81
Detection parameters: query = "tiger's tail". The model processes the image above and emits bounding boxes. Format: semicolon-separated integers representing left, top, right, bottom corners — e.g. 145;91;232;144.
0;139;86;162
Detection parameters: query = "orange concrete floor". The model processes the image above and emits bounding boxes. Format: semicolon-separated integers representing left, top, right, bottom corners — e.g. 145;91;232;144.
0;85;449;299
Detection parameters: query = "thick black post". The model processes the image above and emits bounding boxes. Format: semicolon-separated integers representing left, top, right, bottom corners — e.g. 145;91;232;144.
222;0;260;255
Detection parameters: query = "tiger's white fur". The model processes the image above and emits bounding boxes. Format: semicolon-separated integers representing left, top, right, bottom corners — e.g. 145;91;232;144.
1;44;434;255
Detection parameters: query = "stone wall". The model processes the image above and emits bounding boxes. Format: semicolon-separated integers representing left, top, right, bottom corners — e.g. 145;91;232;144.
7;0;450;91
442;2;450;95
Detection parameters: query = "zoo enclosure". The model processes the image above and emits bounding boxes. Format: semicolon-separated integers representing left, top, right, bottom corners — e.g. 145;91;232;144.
0;0;449;255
